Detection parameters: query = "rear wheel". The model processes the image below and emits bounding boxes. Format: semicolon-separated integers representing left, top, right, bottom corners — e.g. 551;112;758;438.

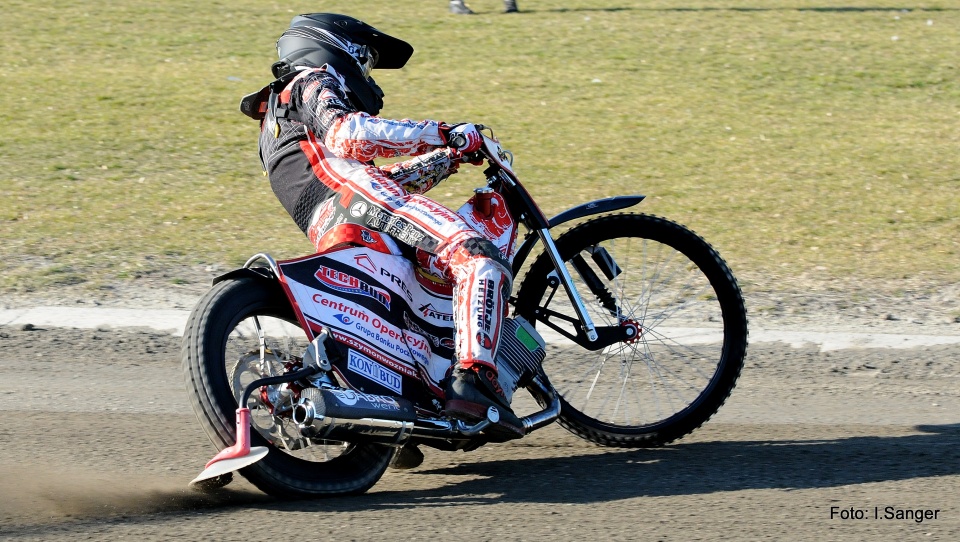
515;214;747;447
181;275;392;497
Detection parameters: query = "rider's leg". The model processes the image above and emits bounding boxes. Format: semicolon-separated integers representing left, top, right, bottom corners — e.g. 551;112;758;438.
297;146;515;379
434;237;512;371
424;237;523;437
295;149;521;433
308;204;522;433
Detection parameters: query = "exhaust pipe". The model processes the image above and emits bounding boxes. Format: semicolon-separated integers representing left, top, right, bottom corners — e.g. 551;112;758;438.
292;388;417;446
293;375;560;446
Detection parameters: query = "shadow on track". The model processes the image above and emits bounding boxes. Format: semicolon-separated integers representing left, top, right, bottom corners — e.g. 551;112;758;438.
326;423;960;510
3;423;957;538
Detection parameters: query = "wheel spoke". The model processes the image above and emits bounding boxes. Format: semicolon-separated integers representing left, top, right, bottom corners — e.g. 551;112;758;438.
581;355;607;409
634;339;707;401
640;327;720;382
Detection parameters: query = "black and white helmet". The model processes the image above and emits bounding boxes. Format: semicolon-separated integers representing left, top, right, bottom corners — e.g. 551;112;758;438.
273;13;414;115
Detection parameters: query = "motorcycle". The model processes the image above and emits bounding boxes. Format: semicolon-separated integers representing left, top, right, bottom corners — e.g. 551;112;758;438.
182;126;748;496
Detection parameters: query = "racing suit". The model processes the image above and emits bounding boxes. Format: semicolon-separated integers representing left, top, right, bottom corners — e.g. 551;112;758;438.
258;65;511;374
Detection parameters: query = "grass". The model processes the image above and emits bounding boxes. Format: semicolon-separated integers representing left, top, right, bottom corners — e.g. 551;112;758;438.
1;0;958;296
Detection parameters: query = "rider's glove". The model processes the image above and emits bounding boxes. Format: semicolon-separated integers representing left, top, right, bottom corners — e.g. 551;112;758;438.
440;123;483;154
450;148;485;166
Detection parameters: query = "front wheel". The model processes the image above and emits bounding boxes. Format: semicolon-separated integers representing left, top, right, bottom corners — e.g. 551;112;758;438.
181;275;392;497
515;214;747;447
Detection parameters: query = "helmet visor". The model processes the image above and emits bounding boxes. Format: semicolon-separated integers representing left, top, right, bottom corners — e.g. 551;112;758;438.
358;45;379;79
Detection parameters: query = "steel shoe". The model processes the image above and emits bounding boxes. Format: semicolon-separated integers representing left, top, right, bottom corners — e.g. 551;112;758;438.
389;443;425;470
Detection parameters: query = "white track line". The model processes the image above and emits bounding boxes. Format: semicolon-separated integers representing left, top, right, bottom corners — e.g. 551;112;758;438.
2;307;959;351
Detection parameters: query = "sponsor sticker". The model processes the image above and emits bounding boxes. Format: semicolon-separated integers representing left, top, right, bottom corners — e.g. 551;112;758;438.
354;254;378;275
381;267;413;301
420;303;454;322
334;312;413;361
476;278;496;334
311;292;372;322
347;349;403;394
329;388;401;410
402;312;455;350
365;207;428;246
515;324;542;352
476;332;493;350
315;264;391;309
350;201;369;218
331;331;418;378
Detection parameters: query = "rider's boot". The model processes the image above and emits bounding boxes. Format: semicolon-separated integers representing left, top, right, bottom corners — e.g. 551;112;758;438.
445;365;524;440
449;0;476;14
503;0;519;13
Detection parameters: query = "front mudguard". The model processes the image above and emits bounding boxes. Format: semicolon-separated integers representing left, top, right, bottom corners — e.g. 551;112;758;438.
510;195;645;275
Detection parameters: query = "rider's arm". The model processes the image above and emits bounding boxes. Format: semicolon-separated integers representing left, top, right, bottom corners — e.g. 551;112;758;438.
380;148;462;194
290;67;446;163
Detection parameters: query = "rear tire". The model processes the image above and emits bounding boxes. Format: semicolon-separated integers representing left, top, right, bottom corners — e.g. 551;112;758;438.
181;276;392;497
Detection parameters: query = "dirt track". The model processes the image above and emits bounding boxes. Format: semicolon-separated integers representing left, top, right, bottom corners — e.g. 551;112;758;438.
1;324;958;541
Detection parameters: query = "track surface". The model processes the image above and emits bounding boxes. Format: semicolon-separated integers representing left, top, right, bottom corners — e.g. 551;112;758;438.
1;325;958;541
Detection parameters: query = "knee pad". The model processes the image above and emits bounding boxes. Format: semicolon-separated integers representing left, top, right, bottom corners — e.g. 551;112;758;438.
459;237;513;278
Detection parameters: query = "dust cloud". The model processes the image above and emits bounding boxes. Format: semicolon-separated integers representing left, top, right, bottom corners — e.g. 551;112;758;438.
0;465;265;526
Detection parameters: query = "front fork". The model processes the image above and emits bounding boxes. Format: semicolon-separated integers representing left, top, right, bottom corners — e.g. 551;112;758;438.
535;228;599;343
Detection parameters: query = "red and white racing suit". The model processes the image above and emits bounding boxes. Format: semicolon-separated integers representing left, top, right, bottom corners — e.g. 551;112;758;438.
258;65;511;373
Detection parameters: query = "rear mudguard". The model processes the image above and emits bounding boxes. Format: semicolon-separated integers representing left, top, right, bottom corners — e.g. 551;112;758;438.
211;266;294;307
510;195;645;275
213;266;278;286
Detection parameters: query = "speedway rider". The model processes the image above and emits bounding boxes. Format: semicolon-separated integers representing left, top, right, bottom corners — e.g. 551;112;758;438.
244;13;522;440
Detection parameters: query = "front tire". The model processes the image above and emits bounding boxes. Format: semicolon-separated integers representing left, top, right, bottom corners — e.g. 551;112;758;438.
515;214;747;447
181;276;392;497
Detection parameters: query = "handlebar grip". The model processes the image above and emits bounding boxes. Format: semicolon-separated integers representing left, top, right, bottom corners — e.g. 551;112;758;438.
448;132;468;149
